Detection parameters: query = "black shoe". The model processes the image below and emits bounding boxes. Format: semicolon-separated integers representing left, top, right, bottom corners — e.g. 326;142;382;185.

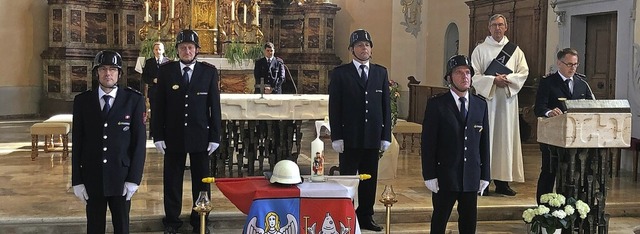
495;185;517;196
359;216;383;231
164;227;179;234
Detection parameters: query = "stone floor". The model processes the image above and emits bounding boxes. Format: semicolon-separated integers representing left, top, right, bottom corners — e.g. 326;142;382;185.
0;118;639;233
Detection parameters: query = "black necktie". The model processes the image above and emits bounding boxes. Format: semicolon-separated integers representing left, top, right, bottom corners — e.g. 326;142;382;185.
565;79;572;94
102;95;111;118
183;67;190;85
459;97;467;119
360;65;368;81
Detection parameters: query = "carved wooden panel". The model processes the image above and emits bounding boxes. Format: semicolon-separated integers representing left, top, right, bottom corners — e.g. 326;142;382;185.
70;66;88;93
308;18;320;48
47;66;61;93
220;71;253;94
302;70;319;94
407;85;449;123
86;12;107;44
280;19;303;48
70;10;82;42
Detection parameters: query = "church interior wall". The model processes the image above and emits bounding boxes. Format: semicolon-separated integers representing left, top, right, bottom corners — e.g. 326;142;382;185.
0;1;48;116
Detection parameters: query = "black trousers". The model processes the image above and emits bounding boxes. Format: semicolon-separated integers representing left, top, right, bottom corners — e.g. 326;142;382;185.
163;150;211;229
86;194;130;234
536;143;557;204
339;148;379;218
430;190;478;234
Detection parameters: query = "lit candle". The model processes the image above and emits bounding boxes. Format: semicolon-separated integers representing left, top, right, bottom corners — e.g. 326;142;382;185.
243;4;247;24
144;1;149;22
157;1;161;22
170;0;175;18
231;0;235;20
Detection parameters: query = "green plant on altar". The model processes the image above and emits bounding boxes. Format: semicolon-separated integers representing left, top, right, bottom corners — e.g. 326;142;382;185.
224;42;263;66
389;79;400;129
522;193;590;234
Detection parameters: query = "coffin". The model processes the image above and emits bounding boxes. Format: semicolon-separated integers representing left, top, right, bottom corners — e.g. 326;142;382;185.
536;99;632;148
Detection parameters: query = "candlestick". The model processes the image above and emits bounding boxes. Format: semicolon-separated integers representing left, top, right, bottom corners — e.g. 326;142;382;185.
243;4;247;24
144;1;150;22
157;1;162;22
170;0;175;18
231;0;235;20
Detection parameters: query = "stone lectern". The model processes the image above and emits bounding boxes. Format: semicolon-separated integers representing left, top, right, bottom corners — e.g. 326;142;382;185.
537;99;632;233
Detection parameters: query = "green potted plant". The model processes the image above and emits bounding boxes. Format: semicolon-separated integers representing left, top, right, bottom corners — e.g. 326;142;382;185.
224;42;263;66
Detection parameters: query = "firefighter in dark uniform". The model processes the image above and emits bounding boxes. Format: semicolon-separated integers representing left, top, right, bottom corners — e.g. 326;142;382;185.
328;29;391;232
152;29;221;234
72;50;147;234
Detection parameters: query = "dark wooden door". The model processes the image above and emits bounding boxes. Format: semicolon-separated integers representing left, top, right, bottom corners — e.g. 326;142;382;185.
585;13;617;99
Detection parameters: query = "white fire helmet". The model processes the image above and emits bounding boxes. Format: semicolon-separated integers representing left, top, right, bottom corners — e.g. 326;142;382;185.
270;160;302;185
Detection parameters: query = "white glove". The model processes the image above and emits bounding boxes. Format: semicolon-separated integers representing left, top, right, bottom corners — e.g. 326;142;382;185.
122;182;139;201
380;140;391;151
73;184;89;205
478;180;490;196
154;141;166;154
207;142;219;155
331;140;344;153
424;179;439;193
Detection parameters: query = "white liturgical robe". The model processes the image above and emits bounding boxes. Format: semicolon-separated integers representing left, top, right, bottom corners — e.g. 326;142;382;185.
471;36;527;182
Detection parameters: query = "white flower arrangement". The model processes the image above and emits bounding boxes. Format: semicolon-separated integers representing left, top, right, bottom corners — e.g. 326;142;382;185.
522;193;591;233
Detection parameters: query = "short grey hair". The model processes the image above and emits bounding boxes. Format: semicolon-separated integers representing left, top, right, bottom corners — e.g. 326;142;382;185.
488;14;508;26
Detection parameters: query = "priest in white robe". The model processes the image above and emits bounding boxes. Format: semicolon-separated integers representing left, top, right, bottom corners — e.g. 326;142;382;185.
470;14;527;196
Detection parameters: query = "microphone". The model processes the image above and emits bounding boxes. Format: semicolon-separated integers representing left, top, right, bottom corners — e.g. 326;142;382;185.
282;63;298;94
574;73;596;100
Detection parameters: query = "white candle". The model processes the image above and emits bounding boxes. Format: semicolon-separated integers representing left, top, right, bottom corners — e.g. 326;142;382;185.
170;0;175;18
231;0;235;20
243;4;247;24
157;1;161;21
144;1;149;22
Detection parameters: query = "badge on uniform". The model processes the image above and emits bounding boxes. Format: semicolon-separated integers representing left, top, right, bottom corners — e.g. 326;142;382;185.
376;89;383;93
117;121;131;126
474;124;483;132
197;92;208;95
123;126;130;131
172;85;180;90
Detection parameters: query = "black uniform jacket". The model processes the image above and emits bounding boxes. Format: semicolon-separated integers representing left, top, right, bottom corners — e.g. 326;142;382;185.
142;57;170;96
421;92;490;192
534;72;593;117
253;57;285;93
152;61;222;153
328;63;391;149
71;87;147;197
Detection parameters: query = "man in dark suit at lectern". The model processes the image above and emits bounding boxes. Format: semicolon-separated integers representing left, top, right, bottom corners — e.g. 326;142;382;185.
421;55;490;234
534;48;593;204
253;42;285;94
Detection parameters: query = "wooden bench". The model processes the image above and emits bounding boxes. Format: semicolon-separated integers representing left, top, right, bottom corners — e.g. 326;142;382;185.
43;114;73;148
392;119;422;151
30;122;70;161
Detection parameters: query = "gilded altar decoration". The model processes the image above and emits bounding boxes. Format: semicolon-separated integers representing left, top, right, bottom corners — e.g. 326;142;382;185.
400;0;422;37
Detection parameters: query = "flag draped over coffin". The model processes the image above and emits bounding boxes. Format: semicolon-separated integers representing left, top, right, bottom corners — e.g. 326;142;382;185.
216;177;362;234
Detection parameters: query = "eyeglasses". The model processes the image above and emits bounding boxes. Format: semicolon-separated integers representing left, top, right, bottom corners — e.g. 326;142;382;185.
490;23;506;28
560;61;580;67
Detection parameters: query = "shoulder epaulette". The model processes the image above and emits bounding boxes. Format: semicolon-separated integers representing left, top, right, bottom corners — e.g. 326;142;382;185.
372;63;387;70
125;87;143;96
201;61;217;68
159;61;176;67
472;93;486;101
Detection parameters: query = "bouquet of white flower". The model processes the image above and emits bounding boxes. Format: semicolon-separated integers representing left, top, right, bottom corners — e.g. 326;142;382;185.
522;193;590;233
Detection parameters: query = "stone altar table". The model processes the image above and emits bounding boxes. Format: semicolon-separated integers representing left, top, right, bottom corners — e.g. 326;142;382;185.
537;99;631;233
215;94;328;177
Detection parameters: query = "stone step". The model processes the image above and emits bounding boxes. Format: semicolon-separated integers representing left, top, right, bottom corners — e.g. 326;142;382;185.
2;204;639;233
